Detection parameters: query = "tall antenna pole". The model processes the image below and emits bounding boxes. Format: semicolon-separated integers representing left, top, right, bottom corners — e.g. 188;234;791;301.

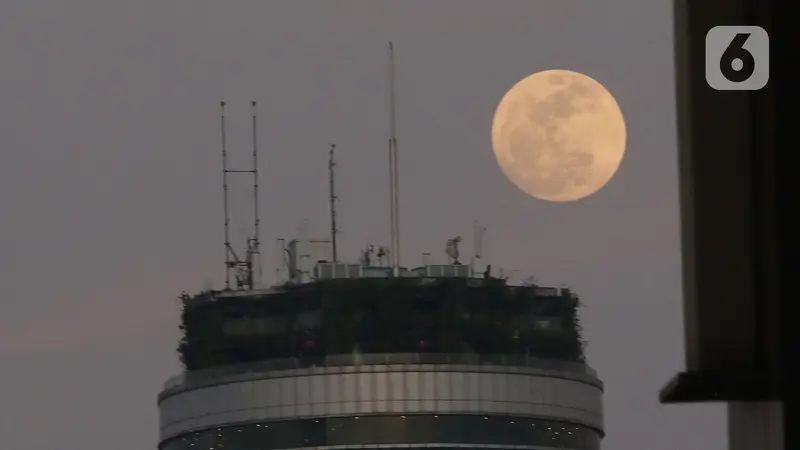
221;101;232;289
388;41;401;277
388;48;396;274
219;101;260;291
251;100;262;286
388;138;395;270
328;143;338;262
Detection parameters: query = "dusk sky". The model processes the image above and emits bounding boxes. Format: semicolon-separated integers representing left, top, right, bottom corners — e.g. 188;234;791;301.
0;1;727;449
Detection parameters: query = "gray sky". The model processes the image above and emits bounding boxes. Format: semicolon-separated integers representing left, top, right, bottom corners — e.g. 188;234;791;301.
0;1;726;449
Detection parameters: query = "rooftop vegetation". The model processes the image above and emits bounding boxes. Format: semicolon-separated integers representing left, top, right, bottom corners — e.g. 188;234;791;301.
177;277;586;371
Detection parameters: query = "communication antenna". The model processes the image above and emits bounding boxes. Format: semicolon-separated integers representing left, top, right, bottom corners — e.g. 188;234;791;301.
251;101;262;284
388;41;401;276
328;143;338;262
221;101;231;288
276;238;286;281
220;100;261;290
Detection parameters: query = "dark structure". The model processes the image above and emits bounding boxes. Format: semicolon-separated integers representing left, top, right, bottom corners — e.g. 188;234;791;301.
157;260;604;450
662;1;792;449
177;278;585;370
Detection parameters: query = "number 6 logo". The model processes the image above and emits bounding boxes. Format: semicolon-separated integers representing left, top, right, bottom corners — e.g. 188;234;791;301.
706;26;769;91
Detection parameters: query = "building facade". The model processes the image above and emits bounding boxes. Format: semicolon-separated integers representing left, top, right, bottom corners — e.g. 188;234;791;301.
158;263;604;449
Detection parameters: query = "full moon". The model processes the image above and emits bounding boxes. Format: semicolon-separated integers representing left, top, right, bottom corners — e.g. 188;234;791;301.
491;69;626;202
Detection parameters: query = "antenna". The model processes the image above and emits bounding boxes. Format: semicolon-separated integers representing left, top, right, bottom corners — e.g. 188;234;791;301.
251;101;262;285
221;101;232;289
328;143;338;262
220;100;261;291
388;41;401;277
276;238;286;282
388;138;395;272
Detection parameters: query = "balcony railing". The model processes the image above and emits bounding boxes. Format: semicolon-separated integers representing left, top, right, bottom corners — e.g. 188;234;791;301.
161;353;598;393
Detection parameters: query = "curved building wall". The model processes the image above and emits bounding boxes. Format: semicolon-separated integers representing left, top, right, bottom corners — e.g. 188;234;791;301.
158;357;603;450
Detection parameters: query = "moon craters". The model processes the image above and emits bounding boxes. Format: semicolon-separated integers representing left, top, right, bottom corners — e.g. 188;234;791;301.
491;69;626;202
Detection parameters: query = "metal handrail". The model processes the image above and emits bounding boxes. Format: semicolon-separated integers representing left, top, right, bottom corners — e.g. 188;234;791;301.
162;353;597;392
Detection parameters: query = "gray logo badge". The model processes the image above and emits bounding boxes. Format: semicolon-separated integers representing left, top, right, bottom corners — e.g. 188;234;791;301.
705;26;769;91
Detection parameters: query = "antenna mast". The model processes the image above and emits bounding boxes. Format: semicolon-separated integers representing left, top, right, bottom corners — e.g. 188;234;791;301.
221;101;232;289
251;101;262;285
219;100;261;291
388;41;401;276
328;143;338;262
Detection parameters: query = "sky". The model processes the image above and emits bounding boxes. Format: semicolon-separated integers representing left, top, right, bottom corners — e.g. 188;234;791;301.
0;1;727;449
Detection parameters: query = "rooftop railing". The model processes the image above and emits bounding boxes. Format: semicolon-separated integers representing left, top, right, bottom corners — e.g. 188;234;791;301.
161;353;597;393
